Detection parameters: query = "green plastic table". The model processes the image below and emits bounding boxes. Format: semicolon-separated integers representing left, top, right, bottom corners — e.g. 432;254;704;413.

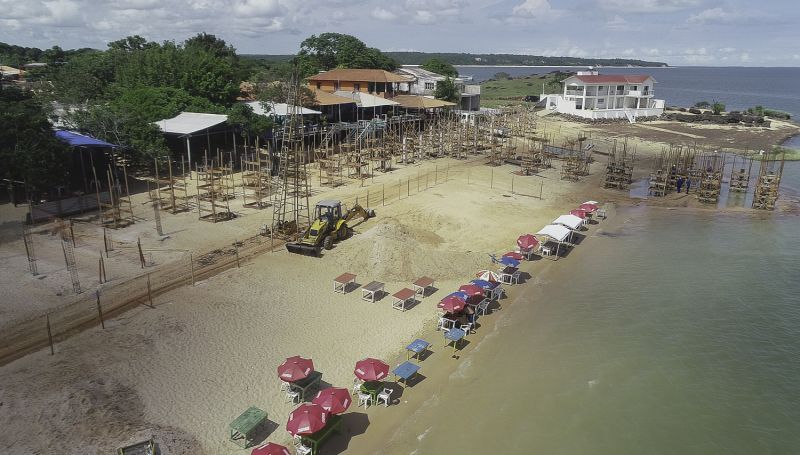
290;370;323;401
360;380;383;402
301;414;343;454
229;406;267;448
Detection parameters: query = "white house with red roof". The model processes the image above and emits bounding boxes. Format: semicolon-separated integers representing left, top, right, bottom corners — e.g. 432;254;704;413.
544;71;665;122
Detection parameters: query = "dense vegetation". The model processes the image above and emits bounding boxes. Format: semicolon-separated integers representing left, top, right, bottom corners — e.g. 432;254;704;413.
0;88;68;192
420;58;458;78
296;33;397;77
243;52;668;68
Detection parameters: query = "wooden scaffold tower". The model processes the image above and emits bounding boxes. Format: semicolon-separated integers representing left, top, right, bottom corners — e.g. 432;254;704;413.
752;151;785;210
149;156;190;213
696;151;725;204
272;73;311;239
729;153;754;193
196;149;234;222
93;155;134;228
603;138;636;189
240;140;273;208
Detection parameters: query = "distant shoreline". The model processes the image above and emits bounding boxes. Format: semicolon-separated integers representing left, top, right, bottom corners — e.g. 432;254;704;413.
403;64;672;69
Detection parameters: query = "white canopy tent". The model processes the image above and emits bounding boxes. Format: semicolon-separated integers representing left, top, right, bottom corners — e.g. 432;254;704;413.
535;224;573;258
153;112;230;164
553;214;584;231
244;101;321;117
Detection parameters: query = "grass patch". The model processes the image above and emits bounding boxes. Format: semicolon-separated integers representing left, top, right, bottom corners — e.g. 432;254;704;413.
752;146;800;161
480;72;571;105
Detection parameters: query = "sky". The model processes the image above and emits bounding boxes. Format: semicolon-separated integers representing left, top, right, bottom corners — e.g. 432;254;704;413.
1;0;799;66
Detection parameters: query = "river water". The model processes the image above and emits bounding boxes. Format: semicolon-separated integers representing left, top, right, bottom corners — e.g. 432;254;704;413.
381;171;800;454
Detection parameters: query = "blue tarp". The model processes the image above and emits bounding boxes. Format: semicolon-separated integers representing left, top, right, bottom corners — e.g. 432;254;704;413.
55;130;117;148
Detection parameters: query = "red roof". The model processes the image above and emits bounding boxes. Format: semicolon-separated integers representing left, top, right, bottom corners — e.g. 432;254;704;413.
570;75;653;84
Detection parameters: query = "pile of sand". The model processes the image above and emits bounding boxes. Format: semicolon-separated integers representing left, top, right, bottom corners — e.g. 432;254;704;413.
335;218;484;282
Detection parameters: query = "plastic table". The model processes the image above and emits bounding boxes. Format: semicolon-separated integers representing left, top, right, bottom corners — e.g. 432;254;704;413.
444;328;465;356
405;338;430;361
393;361;421;387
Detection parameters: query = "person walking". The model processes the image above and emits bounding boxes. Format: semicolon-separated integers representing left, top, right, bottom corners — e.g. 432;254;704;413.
677;176;685;193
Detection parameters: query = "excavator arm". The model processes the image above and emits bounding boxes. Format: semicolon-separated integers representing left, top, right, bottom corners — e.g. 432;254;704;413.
343;204;376;224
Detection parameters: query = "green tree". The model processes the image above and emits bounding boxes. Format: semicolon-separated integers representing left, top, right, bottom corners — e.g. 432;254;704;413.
712;101;725;115
420;58;458;77
227;103;273;146
694;100;711;108
296;33;397;76
50;51;115;102
434;77;460;103
0;87;68;192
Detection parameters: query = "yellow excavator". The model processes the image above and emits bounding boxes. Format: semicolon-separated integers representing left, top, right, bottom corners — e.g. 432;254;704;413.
286;200;375;256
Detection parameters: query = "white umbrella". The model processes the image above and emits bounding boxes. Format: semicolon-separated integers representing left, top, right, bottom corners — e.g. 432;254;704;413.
476;270;501;283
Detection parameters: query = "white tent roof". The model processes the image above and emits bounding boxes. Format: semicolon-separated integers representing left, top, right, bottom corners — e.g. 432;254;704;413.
153;112;228;135
334;91;399;108
553;214;584;230
245;101;321;116
584;200;599;205
536;224;572;242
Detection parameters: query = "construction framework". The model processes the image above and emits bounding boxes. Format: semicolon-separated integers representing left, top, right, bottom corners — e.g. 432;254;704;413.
696;151;725;204
196;149;234;222
92;157;134;228
603;138;636;189
752;152;785;210
728;154;754;193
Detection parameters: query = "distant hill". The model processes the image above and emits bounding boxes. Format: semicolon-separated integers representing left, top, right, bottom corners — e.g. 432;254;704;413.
384;52;668;67
240;52;668;67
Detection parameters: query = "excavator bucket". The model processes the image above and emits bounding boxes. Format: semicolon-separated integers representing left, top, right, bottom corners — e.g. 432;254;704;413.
286;242;321;256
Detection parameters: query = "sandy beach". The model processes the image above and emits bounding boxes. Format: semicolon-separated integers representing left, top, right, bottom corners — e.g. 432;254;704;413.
1;112;797;454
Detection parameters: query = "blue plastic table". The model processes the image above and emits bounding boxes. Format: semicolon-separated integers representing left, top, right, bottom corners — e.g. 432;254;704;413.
444;328;465;356
392;361;421;386
406;339;430;361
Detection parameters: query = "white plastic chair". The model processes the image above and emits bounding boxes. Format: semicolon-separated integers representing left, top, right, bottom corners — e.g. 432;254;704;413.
460;322;472;335
293;438;312;455
437;317;456;331
280;380;291;393
358;392;372;409
285;389;300;404
377;388;394;407
477;299;490;316
352;378;363;396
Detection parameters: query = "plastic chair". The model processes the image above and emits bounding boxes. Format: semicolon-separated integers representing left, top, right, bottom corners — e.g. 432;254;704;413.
352;378;363;396
477;299;490;316
280;380;291;393
437;317;456;331
358;392;372;409
460;322;472;335
285;389;301;404
293;438;312;455
377;388;394;407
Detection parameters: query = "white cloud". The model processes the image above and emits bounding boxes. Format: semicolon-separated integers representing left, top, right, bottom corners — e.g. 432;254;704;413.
232;0;285;18
512;0;562;19
605;14;643;31
687;7;736;24
371;7;396;21
599;0;702;13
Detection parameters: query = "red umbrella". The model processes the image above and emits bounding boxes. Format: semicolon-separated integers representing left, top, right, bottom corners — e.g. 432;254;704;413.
251;443;291;455
312;387;352;415
579;203;599;212
517;234;539;250
286;403;329;436
354;358;390;381
503;251;525;260
277;356;314;382
438;295;467;313
458;284;484;298
570;209;588;219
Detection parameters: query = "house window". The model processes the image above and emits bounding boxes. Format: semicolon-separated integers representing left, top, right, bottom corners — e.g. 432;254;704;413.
617;85;624;92
354;83;361;91
632;86;638;91
334;81;340;90
368;82;376;93
425;82;435;90
316;82;321;89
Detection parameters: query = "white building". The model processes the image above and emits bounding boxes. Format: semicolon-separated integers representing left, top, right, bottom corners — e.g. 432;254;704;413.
395;66;481;111
544;72;664;123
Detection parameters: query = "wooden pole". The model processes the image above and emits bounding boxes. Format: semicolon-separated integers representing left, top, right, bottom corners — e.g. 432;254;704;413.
540;181;543;199
407;178;410;196
103;227;109;258
69;220;75;247
446;164;449;182
189;253;195;285
382;184;385;206
137;237;145;268
46;314;54;355
96;290;105;329
146;274;154;308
